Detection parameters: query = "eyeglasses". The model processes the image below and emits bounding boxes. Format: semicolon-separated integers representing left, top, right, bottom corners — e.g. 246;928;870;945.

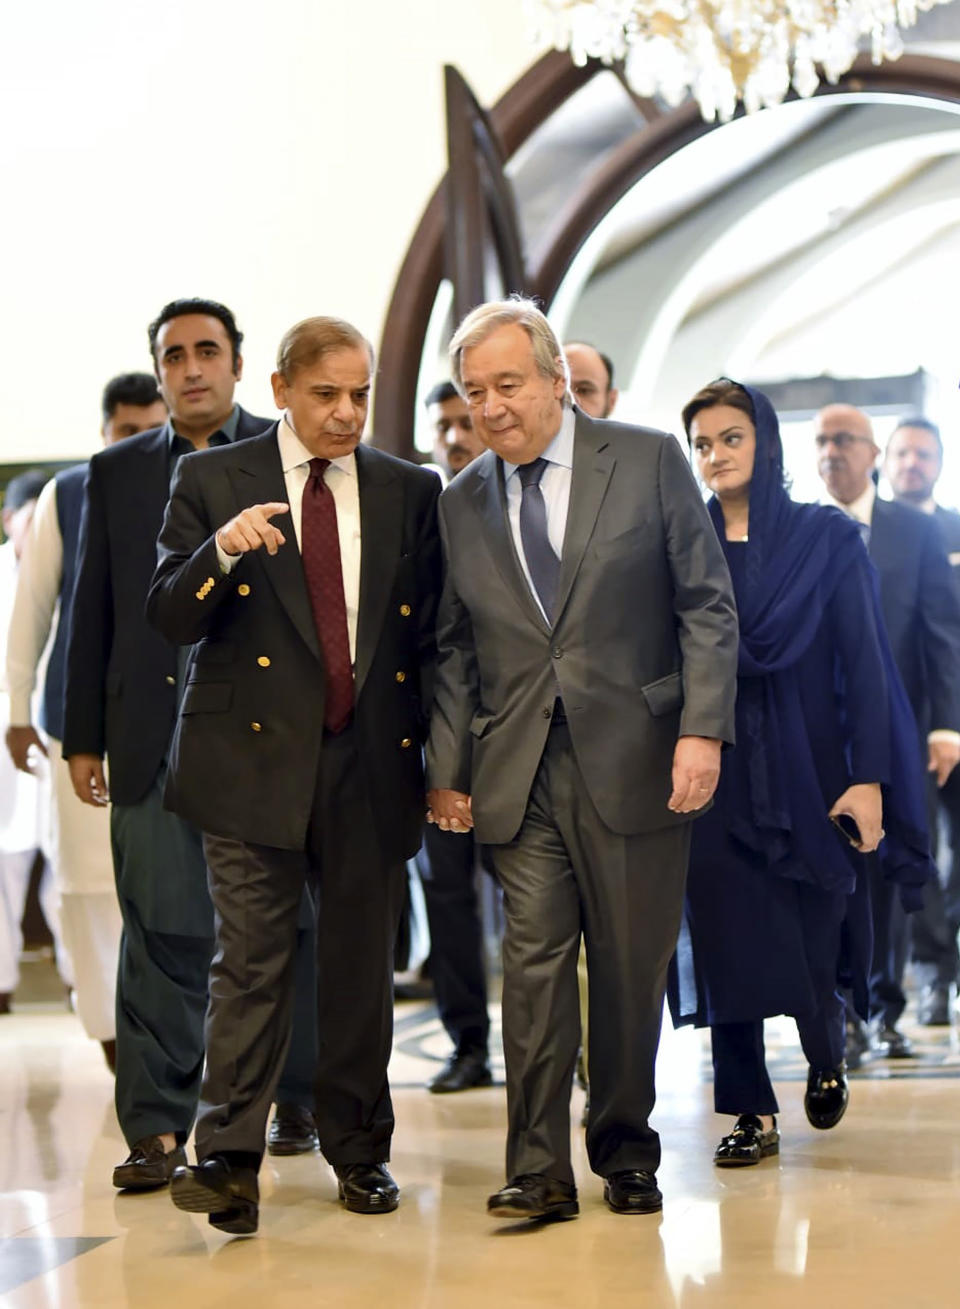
814;432;874;451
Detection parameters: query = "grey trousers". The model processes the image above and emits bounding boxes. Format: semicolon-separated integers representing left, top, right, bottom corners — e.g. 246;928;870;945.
489;722;690;1186
195;726;406;1166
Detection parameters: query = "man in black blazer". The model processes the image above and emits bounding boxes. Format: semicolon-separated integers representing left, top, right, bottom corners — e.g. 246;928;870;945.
816;404;960;1058
427;300;738;1220
63;299;318;1190
884;416;960;1026
147;316;441;1235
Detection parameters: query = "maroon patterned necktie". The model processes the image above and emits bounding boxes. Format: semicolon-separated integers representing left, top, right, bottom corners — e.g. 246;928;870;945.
301;457;354;733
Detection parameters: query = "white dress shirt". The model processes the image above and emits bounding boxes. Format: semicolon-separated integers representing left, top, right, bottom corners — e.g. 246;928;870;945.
6;476;59;727
502;404;575;623
217;415;362;665
826;480;959;746
824;480;875;527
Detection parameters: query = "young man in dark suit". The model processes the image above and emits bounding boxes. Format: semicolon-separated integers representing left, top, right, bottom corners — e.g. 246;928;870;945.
63;299;319;1190
816;404;960;1058
147;316;441;1235
884;416;960;1026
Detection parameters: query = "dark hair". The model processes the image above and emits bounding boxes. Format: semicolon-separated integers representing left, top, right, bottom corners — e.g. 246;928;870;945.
4;470;50;514
424;381;459;407
564;341;615;388
101;372;163;423
891;414;942;456
148;298;243;369
682;378;755;439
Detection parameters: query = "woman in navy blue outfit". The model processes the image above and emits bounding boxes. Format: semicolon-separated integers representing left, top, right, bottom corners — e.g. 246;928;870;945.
670;380;932;1167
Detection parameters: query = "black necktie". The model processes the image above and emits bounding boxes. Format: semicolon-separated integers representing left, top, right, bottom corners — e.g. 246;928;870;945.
517;457;560;623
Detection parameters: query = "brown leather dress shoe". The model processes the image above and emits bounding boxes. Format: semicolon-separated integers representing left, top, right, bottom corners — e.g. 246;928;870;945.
428;1051;493;1094
714;1114;779;1167
603;1169;662;1214
112;1136;187;1190
335;1163;399;1213
487;1174;579;1220
170;1155;259;1235
267;1103;319;1155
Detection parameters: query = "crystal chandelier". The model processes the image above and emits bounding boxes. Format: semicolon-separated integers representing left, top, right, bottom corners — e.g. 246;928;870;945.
527;0;954;122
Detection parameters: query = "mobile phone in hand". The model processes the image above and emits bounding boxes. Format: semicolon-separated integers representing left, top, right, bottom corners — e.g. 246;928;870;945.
831;812;862;847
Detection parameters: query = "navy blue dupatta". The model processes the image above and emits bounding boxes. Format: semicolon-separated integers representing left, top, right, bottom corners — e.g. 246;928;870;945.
707;384;932;904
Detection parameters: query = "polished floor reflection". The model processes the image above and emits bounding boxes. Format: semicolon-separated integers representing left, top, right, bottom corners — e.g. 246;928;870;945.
3;967;960;1308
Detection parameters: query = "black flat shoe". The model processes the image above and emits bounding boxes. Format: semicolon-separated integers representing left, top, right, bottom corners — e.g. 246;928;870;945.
804;1064;849;1130
603;1169;662;1214
487;1173;579;1220
267;1103;319;1156
714;1115;779;1167
335;1162;399;1213
170;1156;259;1235
428;1050;493;1094
113;1137;187;1191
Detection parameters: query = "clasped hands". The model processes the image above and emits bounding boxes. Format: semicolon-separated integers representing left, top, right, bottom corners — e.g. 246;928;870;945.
427;789;473;833
427;736;724;832
216;502;290;557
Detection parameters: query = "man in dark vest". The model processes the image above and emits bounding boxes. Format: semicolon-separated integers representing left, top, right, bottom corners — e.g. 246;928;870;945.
884;416;960;1027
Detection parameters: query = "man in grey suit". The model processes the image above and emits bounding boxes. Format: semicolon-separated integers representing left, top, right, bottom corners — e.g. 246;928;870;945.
426;299;738;1220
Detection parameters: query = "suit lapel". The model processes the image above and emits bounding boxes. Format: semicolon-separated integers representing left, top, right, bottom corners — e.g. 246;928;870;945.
354;444;403;699
229;428;321;661
471;452;550;635
554;414;614;623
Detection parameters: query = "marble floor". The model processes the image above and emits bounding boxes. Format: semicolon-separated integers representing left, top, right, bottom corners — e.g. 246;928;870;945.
2;966;960;1308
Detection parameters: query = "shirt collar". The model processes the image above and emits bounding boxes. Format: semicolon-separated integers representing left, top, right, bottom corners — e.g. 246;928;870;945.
277;414;358;478
167;405;241;451
502;403;575;481
825;480;875;526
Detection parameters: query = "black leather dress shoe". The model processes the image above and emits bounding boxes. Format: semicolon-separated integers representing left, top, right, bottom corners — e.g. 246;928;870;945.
170;1156;259;1235
603;1169;662;1214
804;1064;849;1129
112;1137;187;1190
428;1050;493;1094
917;984;952;1027
871;1021;914;1058
714;1115;780;1167
487;1174;579;1220
335;1163;399;1213
267;1103;319;1155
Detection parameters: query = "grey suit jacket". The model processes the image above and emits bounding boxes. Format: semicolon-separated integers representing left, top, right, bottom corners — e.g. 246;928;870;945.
426;409;739;844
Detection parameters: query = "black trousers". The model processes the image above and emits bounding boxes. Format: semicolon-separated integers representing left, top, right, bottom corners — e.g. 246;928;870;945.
911;770;960;989
489;722;690;1186
712;877;847;1116
111;773;317;1147
416;825;490;1057
195;726;406;1166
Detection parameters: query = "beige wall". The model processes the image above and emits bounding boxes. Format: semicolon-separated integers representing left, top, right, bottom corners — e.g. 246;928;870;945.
2;1;539;459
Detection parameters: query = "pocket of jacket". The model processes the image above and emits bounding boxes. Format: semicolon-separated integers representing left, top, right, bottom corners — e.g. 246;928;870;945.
181;681;233;714
640;671;683;717
192;639;236;666
593;524;649;558
469;712;493;738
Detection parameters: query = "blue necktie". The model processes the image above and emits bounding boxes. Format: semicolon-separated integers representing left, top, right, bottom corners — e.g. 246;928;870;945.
518;457;560;623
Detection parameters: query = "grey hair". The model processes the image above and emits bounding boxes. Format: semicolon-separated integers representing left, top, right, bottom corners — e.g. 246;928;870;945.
449;297;570;396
